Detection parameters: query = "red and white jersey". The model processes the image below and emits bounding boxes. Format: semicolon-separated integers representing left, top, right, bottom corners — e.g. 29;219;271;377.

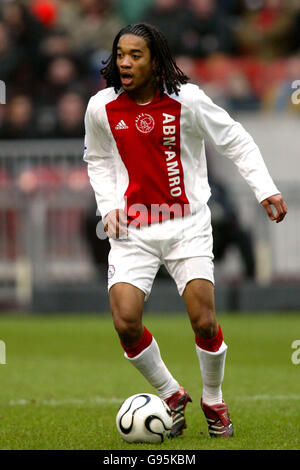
84;83;279;224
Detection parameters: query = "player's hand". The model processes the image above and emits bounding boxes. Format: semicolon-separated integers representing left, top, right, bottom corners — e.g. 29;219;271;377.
261;194;287;223
104;209;128;239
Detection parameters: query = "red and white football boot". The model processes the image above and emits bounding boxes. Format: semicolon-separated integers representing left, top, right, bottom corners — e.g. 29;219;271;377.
164;386;192;437
201;398;234;437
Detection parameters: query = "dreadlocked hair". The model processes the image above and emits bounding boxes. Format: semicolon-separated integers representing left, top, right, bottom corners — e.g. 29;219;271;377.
101;23;189;96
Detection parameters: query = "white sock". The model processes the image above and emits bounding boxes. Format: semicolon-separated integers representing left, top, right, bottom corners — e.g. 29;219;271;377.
125;337;180;400
195;341;227;406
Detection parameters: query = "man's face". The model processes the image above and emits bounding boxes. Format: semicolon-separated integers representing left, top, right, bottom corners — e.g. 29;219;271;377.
116;34;156;95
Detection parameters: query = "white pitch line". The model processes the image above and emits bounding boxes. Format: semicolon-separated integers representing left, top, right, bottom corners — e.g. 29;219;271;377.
234;394;300;401
7;395;300;407
8;396;124;406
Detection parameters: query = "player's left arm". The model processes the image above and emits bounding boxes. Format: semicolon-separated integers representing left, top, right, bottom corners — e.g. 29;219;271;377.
260;193;288;223
194;87;287;218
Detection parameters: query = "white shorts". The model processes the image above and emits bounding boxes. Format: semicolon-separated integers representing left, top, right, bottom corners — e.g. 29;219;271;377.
107;204;214;300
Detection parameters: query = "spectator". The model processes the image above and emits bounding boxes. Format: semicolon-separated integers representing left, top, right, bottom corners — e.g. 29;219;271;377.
236;0;296;59
1;0;46;57
34;55;88;136
83;200;110;279
57;0;124;55
199;54;260;110
39;28;74;61
0;94;38;139
37;27;89;87
178;0;238;58
55;0;81;36
1;0;47;94
53;91;87;138
208;176;256;280
144;0;189;57
36;55;81;106
0;21;22;83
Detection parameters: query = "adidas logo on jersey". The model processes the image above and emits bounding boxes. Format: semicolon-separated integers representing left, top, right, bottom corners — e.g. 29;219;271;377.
115;120;128;130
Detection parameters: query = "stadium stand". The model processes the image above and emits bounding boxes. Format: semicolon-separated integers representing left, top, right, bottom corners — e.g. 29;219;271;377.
0;0;299;311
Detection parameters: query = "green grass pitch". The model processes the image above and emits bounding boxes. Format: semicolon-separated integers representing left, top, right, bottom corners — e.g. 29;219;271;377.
0;312;299;450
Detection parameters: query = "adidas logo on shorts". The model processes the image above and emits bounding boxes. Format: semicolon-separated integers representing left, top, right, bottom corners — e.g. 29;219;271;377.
115;120;129;130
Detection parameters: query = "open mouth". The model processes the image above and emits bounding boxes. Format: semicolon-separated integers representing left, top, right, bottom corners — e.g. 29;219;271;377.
120;72;133;86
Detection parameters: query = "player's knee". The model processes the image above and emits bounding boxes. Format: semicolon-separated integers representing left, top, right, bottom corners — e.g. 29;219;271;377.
191;310;217;339
112;313;142;345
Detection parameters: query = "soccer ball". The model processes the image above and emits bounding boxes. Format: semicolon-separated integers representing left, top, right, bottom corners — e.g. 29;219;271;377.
116;393;173;443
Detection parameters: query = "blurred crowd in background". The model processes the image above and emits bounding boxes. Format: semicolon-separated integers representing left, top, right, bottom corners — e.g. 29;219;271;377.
0;0;300;139
0;0;299;292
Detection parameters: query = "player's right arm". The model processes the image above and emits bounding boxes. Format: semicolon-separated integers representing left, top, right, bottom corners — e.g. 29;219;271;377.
83;97;127;238
103;208;128;238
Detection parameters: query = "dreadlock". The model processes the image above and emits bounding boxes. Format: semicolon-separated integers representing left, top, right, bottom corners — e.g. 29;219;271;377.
101;23;189;96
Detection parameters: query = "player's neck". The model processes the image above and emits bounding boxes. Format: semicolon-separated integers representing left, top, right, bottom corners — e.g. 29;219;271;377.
126;84;159;105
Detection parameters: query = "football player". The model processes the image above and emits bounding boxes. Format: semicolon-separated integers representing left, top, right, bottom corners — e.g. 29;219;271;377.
84;23;287;438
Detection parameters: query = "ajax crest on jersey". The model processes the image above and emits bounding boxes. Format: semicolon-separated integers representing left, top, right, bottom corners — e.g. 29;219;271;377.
135;113;155;134
116;393;173;443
